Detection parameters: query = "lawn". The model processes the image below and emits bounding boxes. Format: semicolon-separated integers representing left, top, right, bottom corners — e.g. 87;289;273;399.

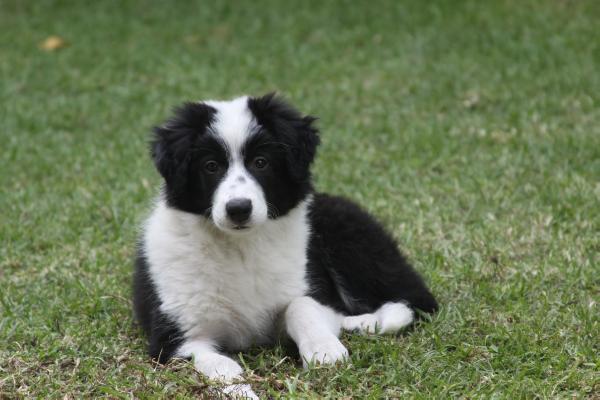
1;0;599;398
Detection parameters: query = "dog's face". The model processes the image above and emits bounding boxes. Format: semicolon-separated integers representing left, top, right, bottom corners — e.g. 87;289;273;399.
151;94;319;233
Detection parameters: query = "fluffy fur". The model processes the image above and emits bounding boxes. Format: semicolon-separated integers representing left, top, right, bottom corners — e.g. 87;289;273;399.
133;93;437;398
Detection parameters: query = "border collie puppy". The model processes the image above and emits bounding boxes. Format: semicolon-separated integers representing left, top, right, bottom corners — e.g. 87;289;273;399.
134;94;437;398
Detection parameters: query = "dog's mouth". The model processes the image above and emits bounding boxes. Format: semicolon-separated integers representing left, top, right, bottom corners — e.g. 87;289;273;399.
212;215;256;233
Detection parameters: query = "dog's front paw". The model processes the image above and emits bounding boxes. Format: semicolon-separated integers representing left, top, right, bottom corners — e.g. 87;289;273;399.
299;335;349;368
222;383;259;399
194;353;243;382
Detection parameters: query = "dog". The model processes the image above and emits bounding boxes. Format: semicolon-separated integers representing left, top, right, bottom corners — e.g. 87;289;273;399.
133;93;438;398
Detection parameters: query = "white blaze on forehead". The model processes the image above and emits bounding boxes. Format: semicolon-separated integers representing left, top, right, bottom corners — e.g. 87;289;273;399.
204;96;257;160
204;96;268;231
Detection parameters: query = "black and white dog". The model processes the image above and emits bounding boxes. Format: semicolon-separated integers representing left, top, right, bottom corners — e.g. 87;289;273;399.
134;94;437;398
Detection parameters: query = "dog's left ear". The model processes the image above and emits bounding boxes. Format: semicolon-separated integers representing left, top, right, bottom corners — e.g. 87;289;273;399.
248;93;320;180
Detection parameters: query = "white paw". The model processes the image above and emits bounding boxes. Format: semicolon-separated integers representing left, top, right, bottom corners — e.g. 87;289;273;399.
299;335;349;368
376;302;414;334
342;313;379;334
194;353;243;382
222;384;259;399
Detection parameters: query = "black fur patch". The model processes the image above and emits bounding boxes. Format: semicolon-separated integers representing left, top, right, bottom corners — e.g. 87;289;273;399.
151;102;228;216
243;93;319;218
133;251;185;363
306;193;438;315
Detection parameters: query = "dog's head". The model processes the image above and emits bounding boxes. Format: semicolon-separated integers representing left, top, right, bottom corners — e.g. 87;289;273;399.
151;93;319;233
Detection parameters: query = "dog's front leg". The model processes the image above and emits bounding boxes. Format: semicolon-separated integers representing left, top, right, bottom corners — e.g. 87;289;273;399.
177;340;258;399
285;296;349;367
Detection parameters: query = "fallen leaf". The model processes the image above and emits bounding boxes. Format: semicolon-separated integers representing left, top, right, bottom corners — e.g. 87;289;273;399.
462;90;481;109
39;35;66;51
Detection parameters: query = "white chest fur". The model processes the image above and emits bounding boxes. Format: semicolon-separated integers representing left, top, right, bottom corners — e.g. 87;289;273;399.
143;198;310;350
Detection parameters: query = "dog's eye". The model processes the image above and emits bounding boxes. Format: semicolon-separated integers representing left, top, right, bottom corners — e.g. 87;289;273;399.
253;156;268;170
204;160;220;173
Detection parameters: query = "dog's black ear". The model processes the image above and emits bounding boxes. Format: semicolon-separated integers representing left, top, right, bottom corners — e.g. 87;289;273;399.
150;102;216;183
150;127;176;182
248;93;320;180
287;114;319;180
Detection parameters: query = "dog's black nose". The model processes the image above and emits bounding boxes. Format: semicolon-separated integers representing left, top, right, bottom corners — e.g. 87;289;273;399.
225;198;252;224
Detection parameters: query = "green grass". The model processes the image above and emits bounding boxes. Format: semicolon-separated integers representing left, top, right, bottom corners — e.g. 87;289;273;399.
1;0;599;398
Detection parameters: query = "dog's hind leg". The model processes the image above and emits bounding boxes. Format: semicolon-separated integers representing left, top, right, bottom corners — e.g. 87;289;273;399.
285;296;349;368
342;302;414;335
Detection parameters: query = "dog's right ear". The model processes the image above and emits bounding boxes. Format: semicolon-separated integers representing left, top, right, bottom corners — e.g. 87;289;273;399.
150;102;216;183
150;127;175;182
